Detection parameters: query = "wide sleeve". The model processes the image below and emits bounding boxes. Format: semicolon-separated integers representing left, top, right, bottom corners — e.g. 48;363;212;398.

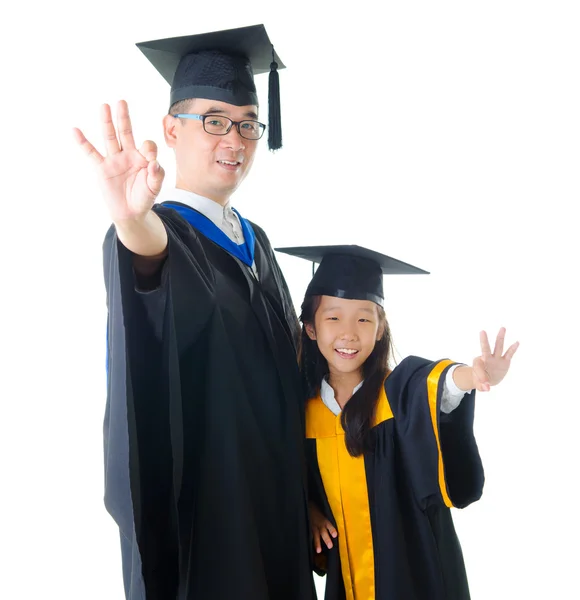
386;356;484;510
102;207;215;597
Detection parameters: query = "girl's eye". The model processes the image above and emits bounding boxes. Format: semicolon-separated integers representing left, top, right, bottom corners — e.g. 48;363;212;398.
359;318;371;323
327;317;338;321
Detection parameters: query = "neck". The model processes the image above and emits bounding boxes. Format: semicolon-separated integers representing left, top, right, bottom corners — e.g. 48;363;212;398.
175;181;231;207
327;369;363;409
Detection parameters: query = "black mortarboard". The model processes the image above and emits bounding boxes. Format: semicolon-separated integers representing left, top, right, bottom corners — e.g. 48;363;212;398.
136;24;284;150
276;245;429;306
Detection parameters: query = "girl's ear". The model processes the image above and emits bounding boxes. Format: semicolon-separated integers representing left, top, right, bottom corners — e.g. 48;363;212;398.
305;322;317;340
376;318;386;341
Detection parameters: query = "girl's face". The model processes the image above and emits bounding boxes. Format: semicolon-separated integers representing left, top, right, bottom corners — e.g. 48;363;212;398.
305;295;384;379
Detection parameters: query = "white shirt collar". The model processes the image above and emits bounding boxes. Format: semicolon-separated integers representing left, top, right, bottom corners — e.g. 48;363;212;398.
320;377;364;416
164;187;235;231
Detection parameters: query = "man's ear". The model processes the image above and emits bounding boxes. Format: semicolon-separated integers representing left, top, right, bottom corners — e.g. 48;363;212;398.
305;322;317;340
163;114;178;148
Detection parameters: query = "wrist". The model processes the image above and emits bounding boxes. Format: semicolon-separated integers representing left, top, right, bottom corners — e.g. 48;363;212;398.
453;366;475;392
114;210;151;232
114;210;168;258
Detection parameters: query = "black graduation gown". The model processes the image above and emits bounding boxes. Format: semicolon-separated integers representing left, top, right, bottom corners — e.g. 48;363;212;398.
306;356;485;600
103;204;316;600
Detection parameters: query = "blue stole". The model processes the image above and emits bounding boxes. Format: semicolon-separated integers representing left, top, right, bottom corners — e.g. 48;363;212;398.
162;201;256;267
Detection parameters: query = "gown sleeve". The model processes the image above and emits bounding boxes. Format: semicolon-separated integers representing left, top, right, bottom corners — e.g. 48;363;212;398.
102;206;215;597
386;356;485;510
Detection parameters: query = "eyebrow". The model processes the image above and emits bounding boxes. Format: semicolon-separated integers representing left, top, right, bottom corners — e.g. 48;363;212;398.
321;306;375;315
204;106;259;120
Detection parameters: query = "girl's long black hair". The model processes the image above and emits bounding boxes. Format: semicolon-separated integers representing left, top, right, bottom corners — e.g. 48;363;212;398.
299;295;393;457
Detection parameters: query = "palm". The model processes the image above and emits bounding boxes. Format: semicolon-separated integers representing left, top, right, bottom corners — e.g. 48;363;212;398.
74;101;164;223
472;328;519;391
98;148;152;220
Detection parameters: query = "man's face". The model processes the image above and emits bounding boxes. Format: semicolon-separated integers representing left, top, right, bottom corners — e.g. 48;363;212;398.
164;98;260;203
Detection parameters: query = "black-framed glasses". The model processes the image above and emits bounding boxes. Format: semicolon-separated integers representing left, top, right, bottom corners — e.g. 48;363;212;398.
173;113;266;140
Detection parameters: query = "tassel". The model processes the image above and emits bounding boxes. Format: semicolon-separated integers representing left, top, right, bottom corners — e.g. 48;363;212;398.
268;46;282;151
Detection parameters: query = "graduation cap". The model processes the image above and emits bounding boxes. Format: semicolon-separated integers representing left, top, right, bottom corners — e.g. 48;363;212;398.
275;245;429;306
136;24;284;150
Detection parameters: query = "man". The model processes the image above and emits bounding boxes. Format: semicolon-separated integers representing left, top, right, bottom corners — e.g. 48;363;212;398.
74;24;316;600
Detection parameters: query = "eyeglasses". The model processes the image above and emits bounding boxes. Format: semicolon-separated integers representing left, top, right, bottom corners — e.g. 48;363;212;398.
172;113;266;140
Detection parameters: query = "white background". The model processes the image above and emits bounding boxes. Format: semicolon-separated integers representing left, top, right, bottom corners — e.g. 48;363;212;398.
1;1;579;598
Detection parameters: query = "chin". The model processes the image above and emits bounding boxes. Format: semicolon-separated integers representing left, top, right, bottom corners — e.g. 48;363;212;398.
214;180;240;197
223;167;245;180
330;361;364;375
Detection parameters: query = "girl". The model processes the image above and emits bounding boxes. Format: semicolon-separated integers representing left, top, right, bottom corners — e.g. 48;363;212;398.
278;244;519;600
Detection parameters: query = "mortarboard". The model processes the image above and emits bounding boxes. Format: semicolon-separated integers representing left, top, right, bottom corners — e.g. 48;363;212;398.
276;245;429;306
136;24;284;151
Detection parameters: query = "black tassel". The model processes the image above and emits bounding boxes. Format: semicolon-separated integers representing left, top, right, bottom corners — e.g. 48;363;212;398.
268;47;282;151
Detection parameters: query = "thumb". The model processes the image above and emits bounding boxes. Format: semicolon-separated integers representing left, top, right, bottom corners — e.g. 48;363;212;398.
472;357;490;392
147;160;165;197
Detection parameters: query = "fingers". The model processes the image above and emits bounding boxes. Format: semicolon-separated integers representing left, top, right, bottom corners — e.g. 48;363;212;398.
493;327;506;357
73;127;104;166
101;103;121;156
312;524;337;554
479;330;492;360
472;357;490;392
320;520;337;549
326;522;338;539
503;341;520;361
140;140;159;162
117;100;137;151
312;529;322;554
147;159;165;198
320;528;334;550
